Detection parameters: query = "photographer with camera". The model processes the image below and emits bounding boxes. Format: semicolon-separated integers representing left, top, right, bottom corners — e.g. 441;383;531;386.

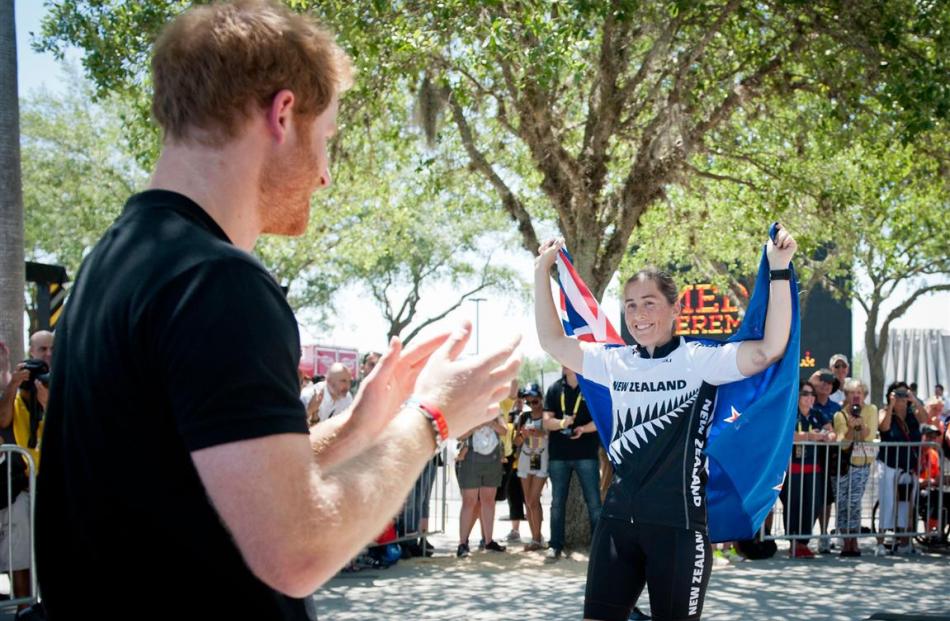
831;379;878;557
0;330;53;619
876;381;928;555
0;331;54;473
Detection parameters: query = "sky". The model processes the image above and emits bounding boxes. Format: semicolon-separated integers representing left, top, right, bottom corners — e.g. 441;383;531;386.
14;0;949;364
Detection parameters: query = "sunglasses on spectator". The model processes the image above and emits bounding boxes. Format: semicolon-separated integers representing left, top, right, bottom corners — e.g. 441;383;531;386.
800;390;815;397
526;399;541;405
833;362;848;369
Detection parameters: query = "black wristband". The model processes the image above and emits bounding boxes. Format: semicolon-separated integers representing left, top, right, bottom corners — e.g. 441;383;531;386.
769;268;791;281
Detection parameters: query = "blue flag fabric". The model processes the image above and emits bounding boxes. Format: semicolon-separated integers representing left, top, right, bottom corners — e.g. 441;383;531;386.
702;226;800;542
555;224;799;542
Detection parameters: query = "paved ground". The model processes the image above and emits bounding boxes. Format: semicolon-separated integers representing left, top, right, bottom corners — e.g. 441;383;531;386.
315;539;950;620
314;490;950;621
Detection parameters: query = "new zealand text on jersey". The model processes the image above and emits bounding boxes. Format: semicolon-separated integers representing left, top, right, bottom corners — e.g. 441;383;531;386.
612;379;688;393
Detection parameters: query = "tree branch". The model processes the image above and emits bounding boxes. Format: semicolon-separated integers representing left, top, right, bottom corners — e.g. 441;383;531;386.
580;8;636;197
689;33;807;144
669;0;741;101
400;274;498;345
685;163;761;190
880;283;950;336
446;90;540;255
495;53;581;224
617;17;680;124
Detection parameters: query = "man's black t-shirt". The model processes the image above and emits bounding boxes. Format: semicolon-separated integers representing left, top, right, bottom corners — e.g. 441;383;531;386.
36;191;312;620
543;377;600;461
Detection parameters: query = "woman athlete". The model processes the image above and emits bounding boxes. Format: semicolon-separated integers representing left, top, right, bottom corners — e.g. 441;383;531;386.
534;225;797;621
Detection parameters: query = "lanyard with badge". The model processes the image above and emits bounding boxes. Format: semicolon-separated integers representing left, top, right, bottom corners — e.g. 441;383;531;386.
560;389;583;436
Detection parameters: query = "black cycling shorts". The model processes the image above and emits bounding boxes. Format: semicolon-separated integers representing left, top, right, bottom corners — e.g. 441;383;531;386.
584;517;712;621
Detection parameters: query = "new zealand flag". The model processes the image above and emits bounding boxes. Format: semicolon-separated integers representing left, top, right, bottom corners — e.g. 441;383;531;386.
555;225;800;542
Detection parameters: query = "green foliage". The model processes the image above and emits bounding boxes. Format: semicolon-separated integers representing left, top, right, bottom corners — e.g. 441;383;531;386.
624;84;948;310
35;0;950;307
20;70;147;278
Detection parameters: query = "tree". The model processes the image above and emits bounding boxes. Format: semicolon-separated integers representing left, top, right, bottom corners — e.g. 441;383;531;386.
20;73;147;283
633;90;949;403
829;142;949;404
37;1;950;300
620;90;858;315
0;0;24;358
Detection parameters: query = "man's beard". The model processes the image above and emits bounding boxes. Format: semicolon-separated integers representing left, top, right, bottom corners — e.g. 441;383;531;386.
258;133;319;237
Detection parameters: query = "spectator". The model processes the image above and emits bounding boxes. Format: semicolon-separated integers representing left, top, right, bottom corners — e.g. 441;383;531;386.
0;432;31;613
808;369;841;552
781;381;835;558
361;352;381;378
0;331;54;620
542;366;602;560
923;397;944;427
933;383;949;419
809;369;842;421
312;362;353;423
0;339;39;618
498;381;525;542
828;354;850;405
832;378;878;557
34;3;522;617
1;330;54;472
517;383;549;551
455;416;508;557
876;381;927;555
298;363;322;426
352;351;381;395
918;425;942;536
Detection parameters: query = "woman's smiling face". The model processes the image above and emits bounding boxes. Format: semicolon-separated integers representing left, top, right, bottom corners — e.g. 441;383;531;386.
623;278;680;349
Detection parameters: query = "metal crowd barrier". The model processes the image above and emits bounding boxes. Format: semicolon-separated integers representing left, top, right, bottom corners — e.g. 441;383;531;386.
760;440;948;547
0;445;37;610
389;448;450;546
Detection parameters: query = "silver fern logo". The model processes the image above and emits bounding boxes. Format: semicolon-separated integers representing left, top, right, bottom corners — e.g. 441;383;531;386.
608;388;700;462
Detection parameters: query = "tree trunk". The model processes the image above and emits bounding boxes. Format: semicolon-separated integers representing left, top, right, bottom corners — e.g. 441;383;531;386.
563;475;592;548
865;298;886;405
0;0;25;358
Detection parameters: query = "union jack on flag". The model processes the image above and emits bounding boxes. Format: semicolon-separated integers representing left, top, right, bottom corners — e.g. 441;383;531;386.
555;247;624;346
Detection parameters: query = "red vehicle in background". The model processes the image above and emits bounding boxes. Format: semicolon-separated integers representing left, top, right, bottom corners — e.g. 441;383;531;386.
300;343;359;380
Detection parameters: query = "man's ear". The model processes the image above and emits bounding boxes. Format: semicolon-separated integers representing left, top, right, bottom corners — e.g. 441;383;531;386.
265;89;296;144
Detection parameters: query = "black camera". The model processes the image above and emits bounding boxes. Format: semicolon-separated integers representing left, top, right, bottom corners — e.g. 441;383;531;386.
19;359;50;391
894;389;909;399
849;404;862;417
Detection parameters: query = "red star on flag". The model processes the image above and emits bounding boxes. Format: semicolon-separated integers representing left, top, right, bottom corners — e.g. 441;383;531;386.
725;406;742;423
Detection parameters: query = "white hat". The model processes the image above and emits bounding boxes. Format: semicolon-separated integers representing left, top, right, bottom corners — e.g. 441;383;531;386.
829;353;849;367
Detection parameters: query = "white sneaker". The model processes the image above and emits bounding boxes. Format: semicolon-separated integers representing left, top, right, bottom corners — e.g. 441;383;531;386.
817;537;831;554
546;547;562;560
505;530;522;542
874;544;889;557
